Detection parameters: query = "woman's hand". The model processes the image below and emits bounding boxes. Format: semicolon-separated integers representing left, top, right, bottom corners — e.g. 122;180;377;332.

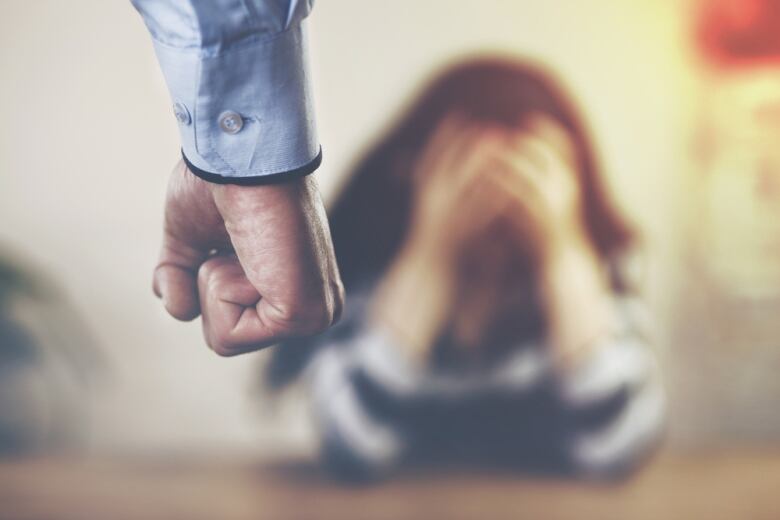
406;116;510;258
406;113;588;262
373;113;608;365
373;117;513;361
487;116;615;368
487;114;589;259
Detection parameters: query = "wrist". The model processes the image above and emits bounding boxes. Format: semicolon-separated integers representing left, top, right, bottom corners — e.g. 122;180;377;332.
371;240;456;361
539;234;614;364
401;228;457;275
183;148;322;186
540;239;604;294
541;217;594;265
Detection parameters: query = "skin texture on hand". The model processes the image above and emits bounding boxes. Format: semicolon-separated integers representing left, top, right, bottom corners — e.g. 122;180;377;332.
153;161;344;356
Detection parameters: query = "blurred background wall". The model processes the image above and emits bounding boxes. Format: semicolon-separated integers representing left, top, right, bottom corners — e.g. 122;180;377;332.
0;0;775;457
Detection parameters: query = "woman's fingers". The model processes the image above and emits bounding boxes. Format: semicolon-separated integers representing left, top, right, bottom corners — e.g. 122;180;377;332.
410;122;502;236
526;112;576;168
411;118;579;252
413;113;467;181
414;117;495;197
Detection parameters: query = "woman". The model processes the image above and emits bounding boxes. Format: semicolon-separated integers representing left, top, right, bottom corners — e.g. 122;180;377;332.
267;58;665;480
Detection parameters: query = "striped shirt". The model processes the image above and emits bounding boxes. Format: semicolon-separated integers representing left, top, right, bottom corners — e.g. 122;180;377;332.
302;289;665;480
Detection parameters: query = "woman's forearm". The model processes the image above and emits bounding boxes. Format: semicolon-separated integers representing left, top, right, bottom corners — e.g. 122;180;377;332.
370;239;456;362
539;233;615;369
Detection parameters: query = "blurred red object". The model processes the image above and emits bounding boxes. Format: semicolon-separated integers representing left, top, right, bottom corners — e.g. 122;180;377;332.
698;0;780;66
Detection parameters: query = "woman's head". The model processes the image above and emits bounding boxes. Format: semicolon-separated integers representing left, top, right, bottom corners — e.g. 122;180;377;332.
329;57;635;361
332;57;633;285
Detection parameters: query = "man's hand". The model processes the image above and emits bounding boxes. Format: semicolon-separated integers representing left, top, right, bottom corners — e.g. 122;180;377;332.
152;160;344;356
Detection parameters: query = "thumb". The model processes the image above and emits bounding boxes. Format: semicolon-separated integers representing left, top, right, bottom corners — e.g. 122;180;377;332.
153;233;205;321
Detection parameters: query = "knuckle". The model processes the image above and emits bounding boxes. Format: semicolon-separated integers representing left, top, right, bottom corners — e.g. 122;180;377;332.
204;325;239;357
275;301;332;335
312;308;334;332
334;280;346;309
210;336;240;357
327;280;346;326
212;345;236;357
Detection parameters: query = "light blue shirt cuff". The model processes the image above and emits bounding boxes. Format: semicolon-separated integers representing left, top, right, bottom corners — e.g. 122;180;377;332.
152;20;320;182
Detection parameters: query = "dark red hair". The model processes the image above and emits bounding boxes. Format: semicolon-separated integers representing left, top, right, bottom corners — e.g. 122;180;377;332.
328;57;634;291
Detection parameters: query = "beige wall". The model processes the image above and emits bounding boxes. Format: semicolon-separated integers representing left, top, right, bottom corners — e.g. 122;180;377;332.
0;1;696;455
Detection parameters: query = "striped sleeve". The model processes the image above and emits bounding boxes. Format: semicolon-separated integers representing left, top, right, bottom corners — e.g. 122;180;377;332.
554;295;666;477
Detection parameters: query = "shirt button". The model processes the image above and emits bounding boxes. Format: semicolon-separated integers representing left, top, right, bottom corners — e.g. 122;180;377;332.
218;111;243;134
172;102;191;125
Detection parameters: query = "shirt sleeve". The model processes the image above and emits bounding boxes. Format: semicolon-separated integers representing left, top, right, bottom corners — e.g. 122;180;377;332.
131;0;321;184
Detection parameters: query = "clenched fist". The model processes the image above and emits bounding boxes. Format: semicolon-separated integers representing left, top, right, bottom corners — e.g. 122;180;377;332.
153;161;344;356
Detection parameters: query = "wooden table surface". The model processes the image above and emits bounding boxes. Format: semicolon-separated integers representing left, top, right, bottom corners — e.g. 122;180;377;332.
1;448;779;520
